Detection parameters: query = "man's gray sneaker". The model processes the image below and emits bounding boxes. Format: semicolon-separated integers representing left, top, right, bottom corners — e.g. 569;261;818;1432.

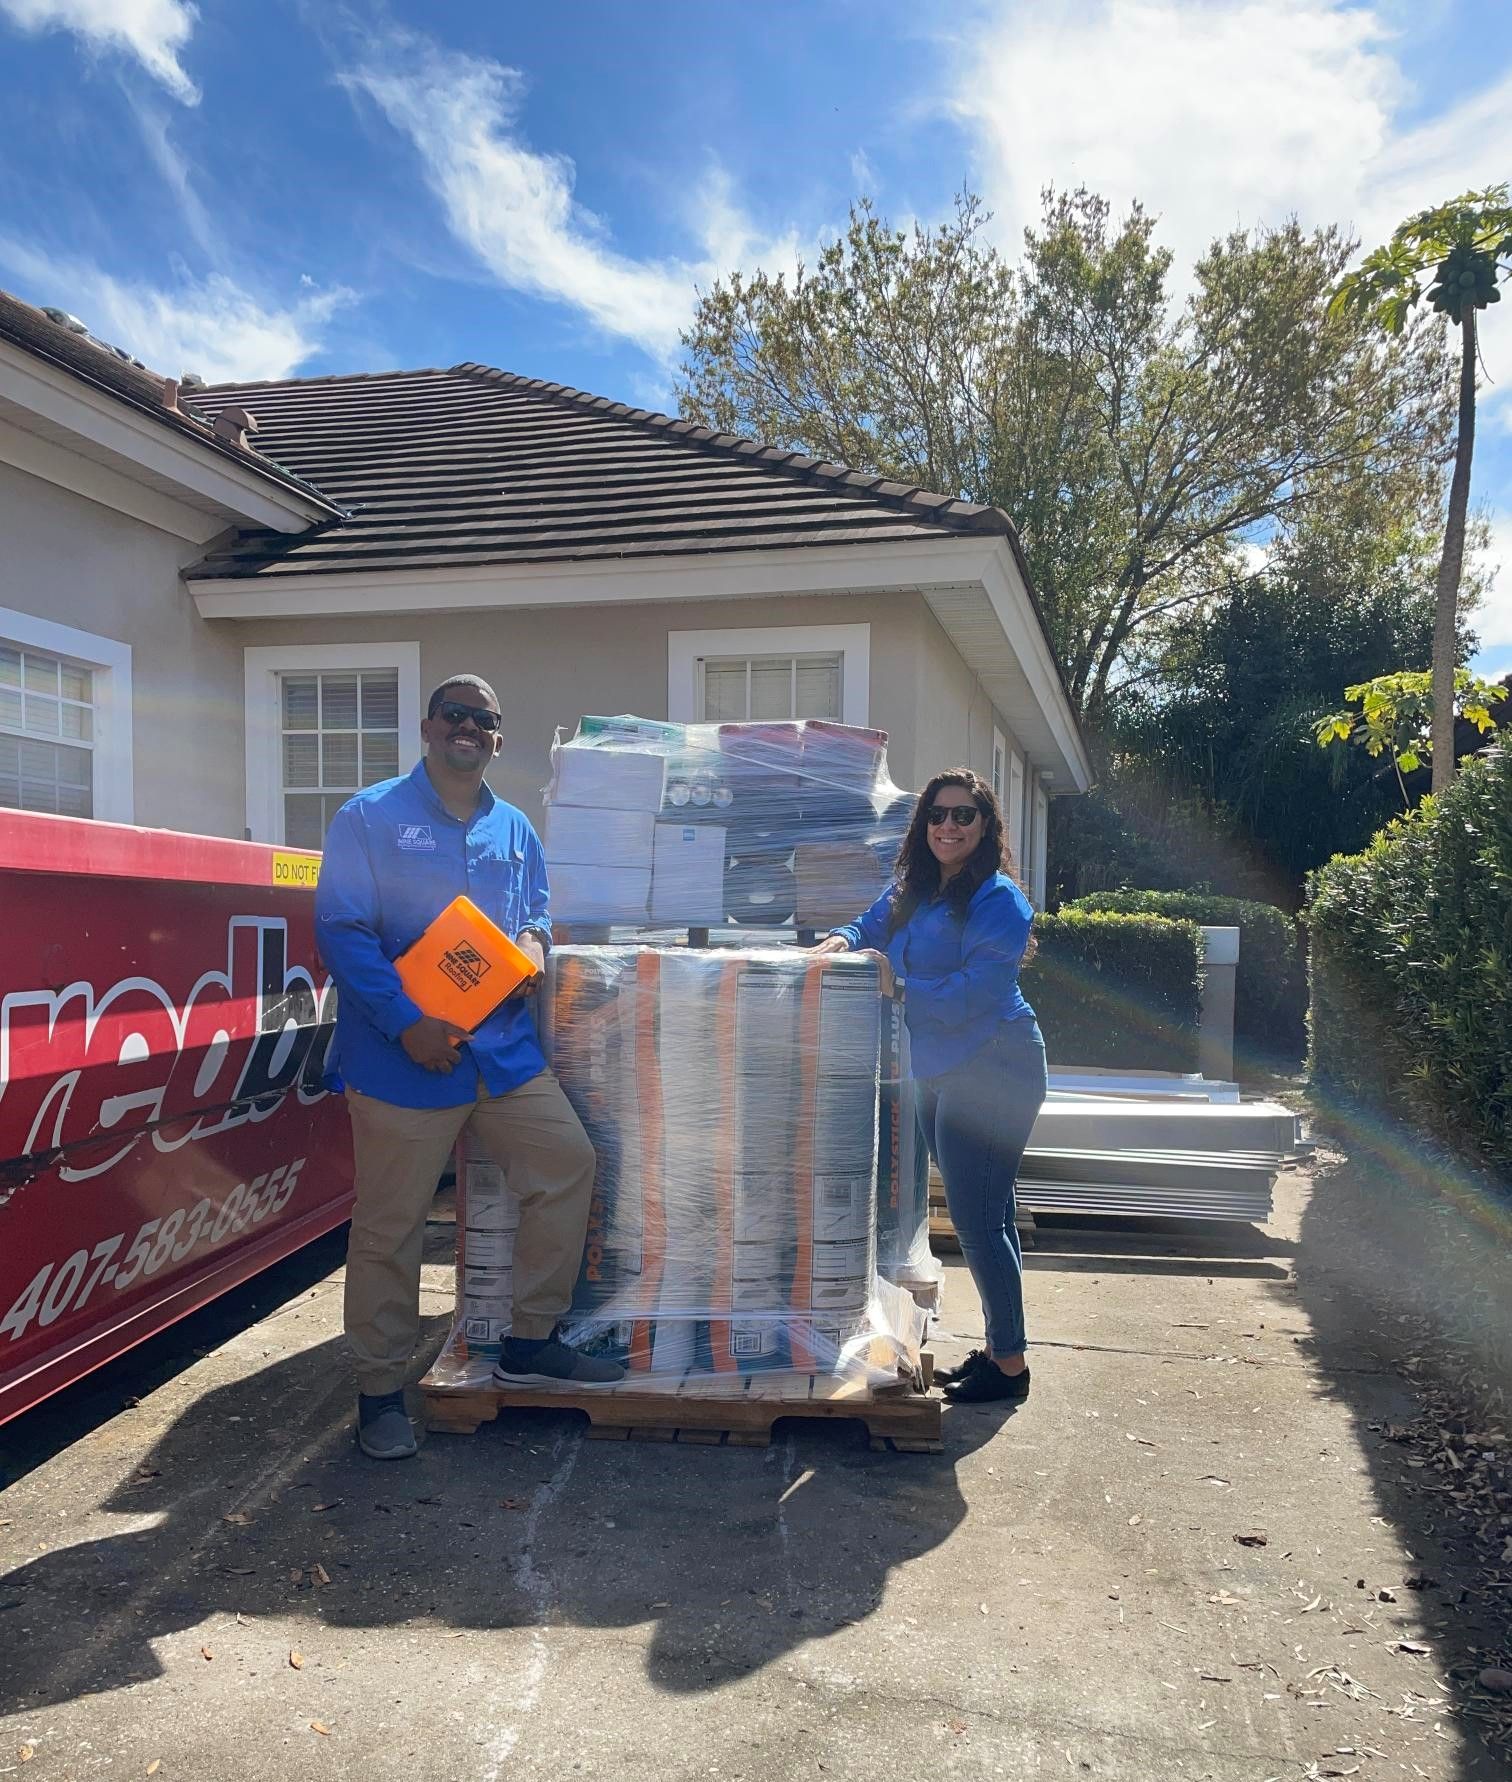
493;1333;626;1388
357;1391;418;1459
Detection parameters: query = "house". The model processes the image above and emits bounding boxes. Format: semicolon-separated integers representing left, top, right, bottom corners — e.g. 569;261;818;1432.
0;291;1090;903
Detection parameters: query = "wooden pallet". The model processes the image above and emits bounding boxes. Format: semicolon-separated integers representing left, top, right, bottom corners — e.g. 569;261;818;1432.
419;1365;942;1452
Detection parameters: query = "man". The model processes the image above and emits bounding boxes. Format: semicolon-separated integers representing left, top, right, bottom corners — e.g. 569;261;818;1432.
316;675;623;1461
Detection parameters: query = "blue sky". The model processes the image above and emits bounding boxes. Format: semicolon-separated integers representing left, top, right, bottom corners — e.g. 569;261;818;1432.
0;0;1509;670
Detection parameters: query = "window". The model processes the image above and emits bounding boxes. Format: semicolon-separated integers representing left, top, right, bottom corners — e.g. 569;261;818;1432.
244;643;421;845
668;625;871;726
278;669;401;848
700;652;842;722
0;611;131;824
991;727;1007;806
0;644;95;817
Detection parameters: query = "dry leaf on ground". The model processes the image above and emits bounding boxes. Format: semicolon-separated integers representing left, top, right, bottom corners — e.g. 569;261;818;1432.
290;1651;304;1670
199;1646;214;1661
310;1720;330;1736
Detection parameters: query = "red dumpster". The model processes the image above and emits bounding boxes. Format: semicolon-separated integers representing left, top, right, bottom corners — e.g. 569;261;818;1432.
0;809;354;1424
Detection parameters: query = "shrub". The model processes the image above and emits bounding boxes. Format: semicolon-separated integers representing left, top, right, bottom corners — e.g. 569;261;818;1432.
1022;910;1204;1073
1067;889;1305;1061
1308;746;1512;1179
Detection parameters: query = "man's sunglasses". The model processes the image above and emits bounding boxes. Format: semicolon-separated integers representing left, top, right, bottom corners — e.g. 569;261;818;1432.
927;803;982;828
434;701;502;733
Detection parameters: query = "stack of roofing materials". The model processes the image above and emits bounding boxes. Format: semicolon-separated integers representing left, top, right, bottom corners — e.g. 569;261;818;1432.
429;946;926;1391
542;716;914;933
542;741;665;925
1008;1087;1306;1225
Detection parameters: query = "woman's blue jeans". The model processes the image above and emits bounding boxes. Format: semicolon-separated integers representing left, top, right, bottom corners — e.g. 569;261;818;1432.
918;1019;1048;1358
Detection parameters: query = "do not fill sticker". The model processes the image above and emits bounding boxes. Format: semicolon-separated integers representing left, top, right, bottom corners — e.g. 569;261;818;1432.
272;850;321;888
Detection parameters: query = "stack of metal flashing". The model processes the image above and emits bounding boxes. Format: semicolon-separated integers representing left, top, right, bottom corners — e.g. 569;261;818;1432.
1012;1072;1307;1225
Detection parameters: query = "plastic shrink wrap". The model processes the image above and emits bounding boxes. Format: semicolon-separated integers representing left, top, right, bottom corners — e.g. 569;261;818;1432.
432;947;928;1391
541;716;913;933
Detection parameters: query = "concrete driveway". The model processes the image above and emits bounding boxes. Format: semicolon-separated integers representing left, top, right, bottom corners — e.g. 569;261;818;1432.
0;1162;1503;1781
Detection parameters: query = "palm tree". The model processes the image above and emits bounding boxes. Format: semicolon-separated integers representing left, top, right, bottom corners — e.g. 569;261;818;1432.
1331;187;1512;794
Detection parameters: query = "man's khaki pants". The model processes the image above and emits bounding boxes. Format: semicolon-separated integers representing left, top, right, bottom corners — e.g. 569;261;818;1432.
344;1069;596;1396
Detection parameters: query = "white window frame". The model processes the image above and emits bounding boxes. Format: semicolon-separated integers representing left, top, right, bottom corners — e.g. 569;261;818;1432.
0;603;133;823
243;643;422;844
991;726;1007;805
667;624;870;726
1032;782;1049;909
1008;750;1026;864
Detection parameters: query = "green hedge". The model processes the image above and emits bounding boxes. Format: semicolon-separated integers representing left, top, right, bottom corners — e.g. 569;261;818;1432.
1308;746;1512;1178
1022;911;1204;1072
1067;889;1305;1060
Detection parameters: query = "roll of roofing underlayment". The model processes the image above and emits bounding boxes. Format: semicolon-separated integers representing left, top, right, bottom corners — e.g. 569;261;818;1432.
431;946;930;1391
724;856;797;925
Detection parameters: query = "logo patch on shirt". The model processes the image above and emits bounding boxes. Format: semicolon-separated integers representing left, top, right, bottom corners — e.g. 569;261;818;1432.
397;824;436;851
438;940;492;992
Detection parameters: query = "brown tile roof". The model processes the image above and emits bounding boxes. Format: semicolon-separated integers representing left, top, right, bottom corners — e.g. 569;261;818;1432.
0;288;340;513
183;363;1017;581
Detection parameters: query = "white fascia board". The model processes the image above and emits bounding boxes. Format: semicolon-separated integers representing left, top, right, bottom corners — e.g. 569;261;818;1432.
188;534;994;618
0;342;331;534
978;544;1093;793
0;414;225;543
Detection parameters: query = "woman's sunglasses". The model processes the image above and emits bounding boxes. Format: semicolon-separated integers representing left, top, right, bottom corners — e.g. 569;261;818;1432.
927;803;982;828
435;700;502;733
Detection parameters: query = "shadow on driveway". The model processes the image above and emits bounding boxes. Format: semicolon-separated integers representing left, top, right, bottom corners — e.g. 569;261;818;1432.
0;1273;1010;1713
1281;1125;1512;1780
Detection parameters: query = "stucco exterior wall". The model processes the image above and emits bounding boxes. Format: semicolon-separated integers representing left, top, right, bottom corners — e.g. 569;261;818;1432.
235;588;939;831
0;459;245;835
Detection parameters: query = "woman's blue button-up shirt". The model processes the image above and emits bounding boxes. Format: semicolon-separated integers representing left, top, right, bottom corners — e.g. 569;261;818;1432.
833;871;1037;1079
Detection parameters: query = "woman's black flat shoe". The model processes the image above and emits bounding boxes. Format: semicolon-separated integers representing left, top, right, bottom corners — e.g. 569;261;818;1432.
945;1363;1031;1404
935;1347;993;1386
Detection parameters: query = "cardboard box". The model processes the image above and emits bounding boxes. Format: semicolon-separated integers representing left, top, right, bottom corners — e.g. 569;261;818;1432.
794;841;888;929
545;805;655;869
550;745;666;812
650;821;727;925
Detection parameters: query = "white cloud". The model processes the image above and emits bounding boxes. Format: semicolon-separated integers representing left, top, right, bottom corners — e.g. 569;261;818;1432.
0;0;199;104
1472;510;1512;662
947;2;1511;270
946;1;1512;411
0;241;350;382
339;35;802;365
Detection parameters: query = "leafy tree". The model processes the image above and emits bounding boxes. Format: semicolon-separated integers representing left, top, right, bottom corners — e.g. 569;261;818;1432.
679;190;1452;729
1330;186;1512;793
1315;668;1507;803
1052;528;1453;906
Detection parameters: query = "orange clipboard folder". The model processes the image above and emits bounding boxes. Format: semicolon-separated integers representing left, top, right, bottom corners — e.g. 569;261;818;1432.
394;895;540;1034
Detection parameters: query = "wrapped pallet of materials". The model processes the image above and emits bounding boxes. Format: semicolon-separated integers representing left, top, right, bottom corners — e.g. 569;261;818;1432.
541;715;913;933
429;946;925;1391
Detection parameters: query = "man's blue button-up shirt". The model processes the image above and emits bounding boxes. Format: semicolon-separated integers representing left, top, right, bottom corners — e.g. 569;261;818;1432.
315;760;552;1109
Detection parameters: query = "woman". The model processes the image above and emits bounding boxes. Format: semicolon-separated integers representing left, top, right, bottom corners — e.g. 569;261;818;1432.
814;768;1046;1404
